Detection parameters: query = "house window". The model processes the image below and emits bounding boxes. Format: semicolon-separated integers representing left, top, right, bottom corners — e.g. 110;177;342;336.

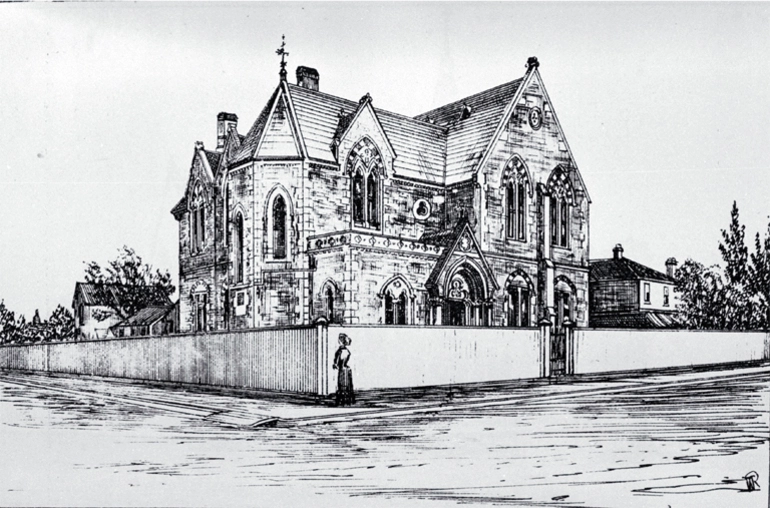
194;293;207;332
381;277;411;325
347;138;384;229
506;273;532;327
190;184;206;253
644;283;651;304
506;181;527;241
325;286;334;322
272;195;287;259
664;286;670;306
234;212;244;283
550;196;569;248
366;172;379;227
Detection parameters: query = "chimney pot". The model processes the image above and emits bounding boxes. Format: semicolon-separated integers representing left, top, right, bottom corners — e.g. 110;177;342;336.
216;112;238;151
665;257;678;278
296;66;319;91
612;243;624;260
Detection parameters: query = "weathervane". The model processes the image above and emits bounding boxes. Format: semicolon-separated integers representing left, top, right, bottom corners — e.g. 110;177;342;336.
276;34;289;81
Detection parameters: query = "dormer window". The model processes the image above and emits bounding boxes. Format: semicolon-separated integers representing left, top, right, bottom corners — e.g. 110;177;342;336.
346;138;383;229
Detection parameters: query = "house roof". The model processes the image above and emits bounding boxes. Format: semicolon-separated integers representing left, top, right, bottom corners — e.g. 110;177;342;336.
415;79;523;184
170;196;187;219
73;282;172;308
230;87;281;166
590;311;679;329
112;305;174;329
204;150;222;176
590;257;673;284
287;84;447;183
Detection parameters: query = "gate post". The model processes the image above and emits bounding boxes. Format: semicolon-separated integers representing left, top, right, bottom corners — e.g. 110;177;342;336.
564;319;575;376
315;318;329;397
539;317;552;378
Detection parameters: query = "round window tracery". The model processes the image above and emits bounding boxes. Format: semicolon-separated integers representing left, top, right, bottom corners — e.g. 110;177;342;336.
413;199;431;220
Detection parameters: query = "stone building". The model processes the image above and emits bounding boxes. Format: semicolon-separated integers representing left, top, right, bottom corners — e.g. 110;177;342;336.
171;56;591;334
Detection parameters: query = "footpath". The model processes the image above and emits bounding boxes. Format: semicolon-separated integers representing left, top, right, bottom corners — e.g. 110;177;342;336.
1;363;768;429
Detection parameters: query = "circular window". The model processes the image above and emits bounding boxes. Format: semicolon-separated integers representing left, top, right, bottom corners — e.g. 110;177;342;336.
413;199;431;220
528;106;543;130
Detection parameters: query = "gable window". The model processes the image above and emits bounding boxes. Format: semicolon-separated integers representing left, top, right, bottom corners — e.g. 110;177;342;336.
503;156;530;242
644;282;651;304
272;195;287;259
191;184;206;253
352;170;365;223
550;196;569;248
346;138;384;229
506;181;527;241
546;167;575;250
664;286;670;306
234;212;244;283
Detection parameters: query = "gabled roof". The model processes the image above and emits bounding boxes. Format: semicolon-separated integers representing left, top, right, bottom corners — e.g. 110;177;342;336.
423;218;499;291
73;282;173;308
112;305;174;329
287;84;447;183
415;79;523;184
590;257;673;284
203;150;222;176
170;196;187;219
230;87;281;166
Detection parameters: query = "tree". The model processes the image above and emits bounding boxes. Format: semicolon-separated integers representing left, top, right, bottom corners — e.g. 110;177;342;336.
84;246;175;321
0;300;17;344
749;221;770;330
717;201;756;329
674;259;726;329
47;305;75;342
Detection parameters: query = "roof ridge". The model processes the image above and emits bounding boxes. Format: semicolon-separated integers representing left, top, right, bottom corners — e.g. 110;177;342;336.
414;78;524;120
287;83;446;132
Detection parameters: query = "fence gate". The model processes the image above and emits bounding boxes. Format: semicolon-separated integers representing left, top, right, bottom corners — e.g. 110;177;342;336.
550;326;567;376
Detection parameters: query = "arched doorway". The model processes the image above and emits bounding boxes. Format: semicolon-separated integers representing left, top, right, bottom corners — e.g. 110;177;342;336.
551;275;576;376
444;263;488;326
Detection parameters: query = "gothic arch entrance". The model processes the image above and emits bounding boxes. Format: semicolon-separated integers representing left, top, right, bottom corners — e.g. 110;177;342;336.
443;264;489;326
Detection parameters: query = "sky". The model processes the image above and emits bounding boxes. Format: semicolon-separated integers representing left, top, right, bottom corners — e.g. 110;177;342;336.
1;2;769;318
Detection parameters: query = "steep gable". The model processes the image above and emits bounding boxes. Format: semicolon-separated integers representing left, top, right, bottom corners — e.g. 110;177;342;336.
415;78;523;185
256;92;302;158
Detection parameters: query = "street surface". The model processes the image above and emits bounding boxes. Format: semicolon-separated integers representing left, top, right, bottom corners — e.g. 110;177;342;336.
0;369;767;507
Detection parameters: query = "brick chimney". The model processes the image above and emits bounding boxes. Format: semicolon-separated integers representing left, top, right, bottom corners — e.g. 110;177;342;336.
296;66;319;91
612;244;624;260
665;257;678;278
216;112;238;151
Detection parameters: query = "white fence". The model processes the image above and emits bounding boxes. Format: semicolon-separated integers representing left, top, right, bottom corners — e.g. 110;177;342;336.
574;329;770;375
323;325;541;392
0;327;320;394
1;326;768;395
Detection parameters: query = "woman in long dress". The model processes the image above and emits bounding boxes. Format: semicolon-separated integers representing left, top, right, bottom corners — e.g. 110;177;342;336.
333;333;355;406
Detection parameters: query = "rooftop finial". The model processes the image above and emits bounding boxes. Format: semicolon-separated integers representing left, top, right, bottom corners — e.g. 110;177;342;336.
526;56;540;71
276;34;289;81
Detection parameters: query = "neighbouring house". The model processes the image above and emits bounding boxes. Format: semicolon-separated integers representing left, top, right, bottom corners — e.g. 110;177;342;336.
171;55;591;345
589;244;679;328
111;303;178;338
72;282;174;340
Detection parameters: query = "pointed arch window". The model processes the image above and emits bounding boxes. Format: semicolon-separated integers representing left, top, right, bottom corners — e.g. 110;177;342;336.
502;156;529;242
325;285;335;322
381;276;412;325
506;272;532;327
234;212;244;283
272;195;287;259
346;138;383;229
352;170;365;224
546;167;575;249
191;184;206;253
